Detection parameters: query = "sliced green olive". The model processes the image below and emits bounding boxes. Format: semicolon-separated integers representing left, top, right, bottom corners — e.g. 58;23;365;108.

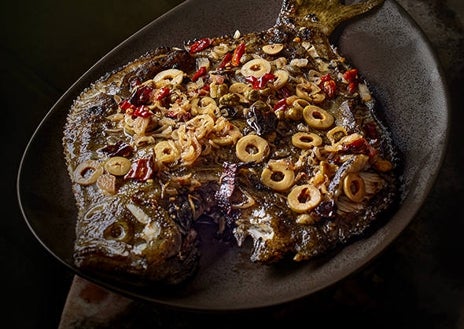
261;160;295;192
287;184;321;213
235;134;270;163
73;160;104;185
104;156;131;176
303;105;334;129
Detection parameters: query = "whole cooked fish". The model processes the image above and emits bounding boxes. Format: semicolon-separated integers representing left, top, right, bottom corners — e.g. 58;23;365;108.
63;0;400;284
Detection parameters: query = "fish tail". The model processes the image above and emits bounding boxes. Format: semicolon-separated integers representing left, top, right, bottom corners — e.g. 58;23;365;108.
277;0;385;35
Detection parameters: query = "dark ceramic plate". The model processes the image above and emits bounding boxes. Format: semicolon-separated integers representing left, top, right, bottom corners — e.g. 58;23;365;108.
17;0;449;310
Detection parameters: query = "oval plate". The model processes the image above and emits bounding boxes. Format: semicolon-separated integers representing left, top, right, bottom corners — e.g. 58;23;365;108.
17;0;449;311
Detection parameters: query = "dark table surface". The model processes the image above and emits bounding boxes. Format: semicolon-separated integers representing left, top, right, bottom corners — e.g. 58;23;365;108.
2;0;463;328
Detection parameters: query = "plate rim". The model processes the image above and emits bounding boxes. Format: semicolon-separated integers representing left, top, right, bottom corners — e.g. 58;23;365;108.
16;0;450;311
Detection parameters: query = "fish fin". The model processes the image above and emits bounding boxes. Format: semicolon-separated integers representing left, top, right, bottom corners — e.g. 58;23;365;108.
277;0;384;35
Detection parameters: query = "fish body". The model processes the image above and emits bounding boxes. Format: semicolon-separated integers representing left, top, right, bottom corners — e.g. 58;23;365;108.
63;0;400;284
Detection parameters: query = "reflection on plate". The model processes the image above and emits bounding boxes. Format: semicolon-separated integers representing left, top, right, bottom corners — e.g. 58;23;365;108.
17;0;448;310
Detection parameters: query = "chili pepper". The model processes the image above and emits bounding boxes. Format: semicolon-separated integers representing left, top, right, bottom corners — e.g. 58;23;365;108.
198;84;210;96
124;157;154;181
343;68;358;82
100;141;134;158
245;73;276;90
119;100;133;111
155;87;170;100
320;74;332;82
260;73;276;88
347;81;358;94
218;52;232;70
231;42;246;66
245;76;259;89
192;66;207;82
129;77;142;89
189;38;212;54
342;137;376;158
133;105;152;118
343;69;359;94
273;98;288;112
130;85;154;106
320;74;336;98
322;80;336;97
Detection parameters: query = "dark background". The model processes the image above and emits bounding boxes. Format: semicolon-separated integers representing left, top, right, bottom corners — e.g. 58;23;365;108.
2;0;463;328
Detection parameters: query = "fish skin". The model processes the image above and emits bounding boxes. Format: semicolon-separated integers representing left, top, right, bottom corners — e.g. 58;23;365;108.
63;49;201;285
63;0;399;284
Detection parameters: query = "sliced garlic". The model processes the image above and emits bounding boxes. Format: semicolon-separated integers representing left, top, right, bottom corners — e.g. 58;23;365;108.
153;69;184;87
273;69;289;88
213;44;230;56
262;43;284;55
96;173;117;195
290;58;308;67
196;57;210;70
73;160;104;185
241;58;271;78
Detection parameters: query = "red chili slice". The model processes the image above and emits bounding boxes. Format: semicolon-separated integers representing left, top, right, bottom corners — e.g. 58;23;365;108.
231;42;246;66
119;100;133;111
343;69;359;93
124;157;154;181
259;73;275;88
343;68;358;82
273;98;288;112
320;74;332;82
192;66;207;82
347;81;358;94
323;80;337;98
198;84;210;96
218;52;232;70
133;105;152;118
189;38;212;54
320;74;337;98
99;141;134;158
245;73;275;90
342;137;376;158
130;85;154;106
155;87;170;100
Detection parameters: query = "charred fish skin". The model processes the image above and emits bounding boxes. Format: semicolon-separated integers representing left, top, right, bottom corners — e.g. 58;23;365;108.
278;0;385;35
63;48;201;284
63;0;400;284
